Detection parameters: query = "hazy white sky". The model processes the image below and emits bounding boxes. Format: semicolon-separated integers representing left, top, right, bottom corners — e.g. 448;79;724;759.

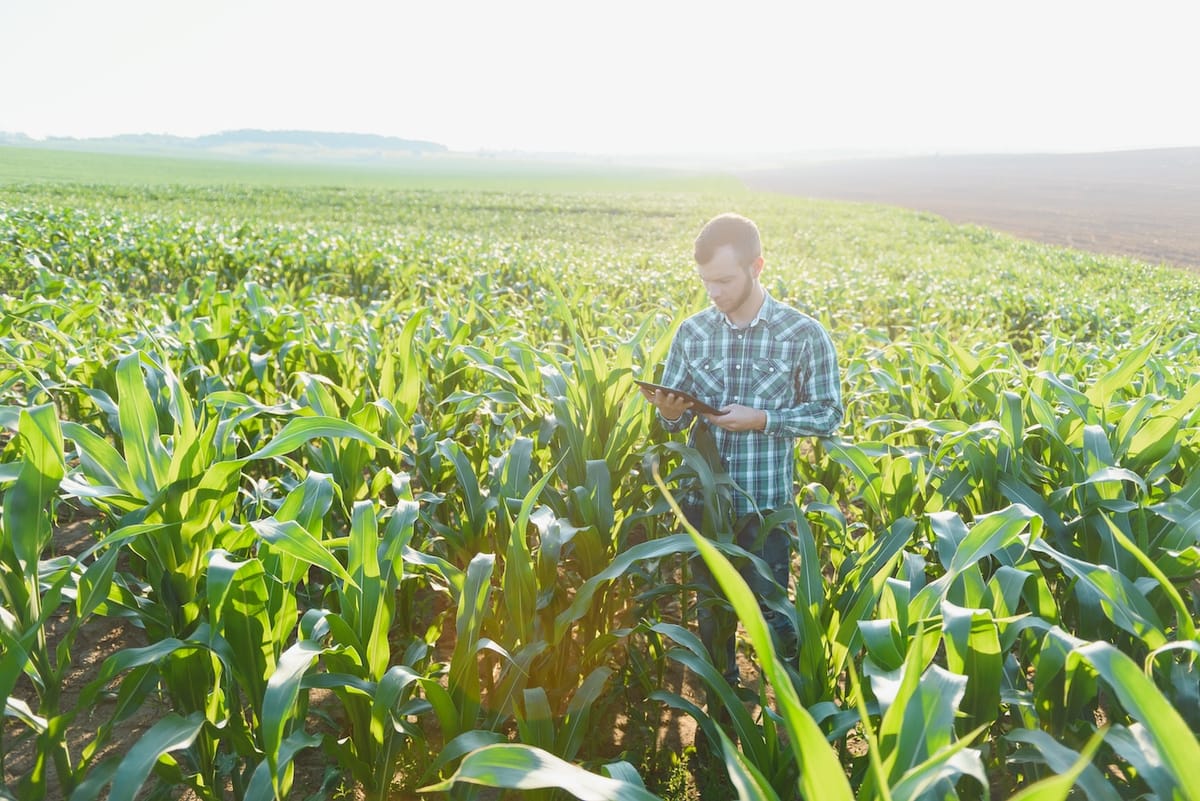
2;0;1197;156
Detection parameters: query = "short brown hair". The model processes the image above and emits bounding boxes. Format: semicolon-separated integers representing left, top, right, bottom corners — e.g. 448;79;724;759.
693;213;761;266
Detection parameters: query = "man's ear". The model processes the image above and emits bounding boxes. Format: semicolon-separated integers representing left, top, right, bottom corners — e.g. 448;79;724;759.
750;256;765;278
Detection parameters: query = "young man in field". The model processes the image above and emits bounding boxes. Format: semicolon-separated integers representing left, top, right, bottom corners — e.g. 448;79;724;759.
640;212;843;685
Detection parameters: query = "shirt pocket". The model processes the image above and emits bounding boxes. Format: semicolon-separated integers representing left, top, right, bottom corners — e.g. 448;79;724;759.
751;358;792;407
687;356;727;404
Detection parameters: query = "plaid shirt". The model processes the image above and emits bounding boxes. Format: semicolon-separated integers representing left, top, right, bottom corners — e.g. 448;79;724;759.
658;293;843;518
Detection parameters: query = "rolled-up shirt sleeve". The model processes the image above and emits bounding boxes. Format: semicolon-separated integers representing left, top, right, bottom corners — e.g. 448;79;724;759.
762;325;843;438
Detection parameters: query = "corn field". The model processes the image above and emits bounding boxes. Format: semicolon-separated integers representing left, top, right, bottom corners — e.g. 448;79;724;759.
1;168;1199;801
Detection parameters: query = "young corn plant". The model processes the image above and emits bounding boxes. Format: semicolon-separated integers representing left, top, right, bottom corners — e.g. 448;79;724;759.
46;347;394;798
0;404;75;800
317;492;432;796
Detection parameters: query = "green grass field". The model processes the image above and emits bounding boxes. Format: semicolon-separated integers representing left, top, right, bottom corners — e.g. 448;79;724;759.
2;146;1199;801
0;145;741;192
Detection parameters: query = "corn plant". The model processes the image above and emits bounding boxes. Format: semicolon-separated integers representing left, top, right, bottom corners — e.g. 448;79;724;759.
0;404;72;799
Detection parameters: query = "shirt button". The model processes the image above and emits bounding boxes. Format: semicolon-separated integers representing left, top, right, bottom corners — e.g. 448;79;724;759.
735;365;741;370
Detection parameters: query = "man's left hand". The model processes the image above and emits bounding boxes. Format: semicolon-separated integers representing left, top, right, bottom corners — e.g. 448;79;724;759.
705;405;767;432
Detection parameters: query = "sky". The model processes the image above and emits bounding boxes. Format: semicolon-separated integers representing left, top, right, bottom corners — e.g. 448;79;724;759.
2;0;1198;158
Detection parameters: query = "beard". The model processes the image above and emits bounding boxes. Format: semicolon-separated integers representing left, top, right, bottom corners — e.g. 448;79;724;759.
717;270;757;316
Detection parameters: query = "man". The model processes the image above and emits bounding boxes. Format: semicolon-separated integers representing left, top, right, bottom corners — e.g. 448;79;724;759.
640;212;842;685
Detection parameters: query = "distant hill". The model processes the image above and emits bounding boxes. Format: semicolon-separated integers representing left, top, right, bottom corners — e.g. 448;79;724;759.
0;129;448;163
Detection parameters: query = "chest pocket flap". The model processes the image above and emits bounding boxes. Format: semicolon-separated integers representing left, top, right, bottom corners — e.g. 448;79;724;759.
687;357;726;403
750;358;792;405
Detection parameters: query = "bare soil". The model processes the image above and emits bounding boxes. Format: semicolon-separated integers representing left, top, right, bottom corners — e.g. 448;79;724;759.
741;147;1200;272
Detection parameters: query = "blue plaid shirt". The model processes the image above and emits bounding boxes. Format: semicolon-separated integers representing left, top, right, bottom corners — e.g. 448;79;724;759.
658;293;843;518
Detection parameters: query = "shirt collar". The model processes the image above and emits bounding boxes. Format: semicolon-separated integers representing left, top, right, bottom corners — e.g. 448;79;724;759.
721;290;775;330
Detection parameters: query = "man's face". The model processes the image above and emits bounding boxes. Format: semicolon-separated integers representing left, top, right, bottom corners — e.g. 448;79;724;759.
697;244;760;318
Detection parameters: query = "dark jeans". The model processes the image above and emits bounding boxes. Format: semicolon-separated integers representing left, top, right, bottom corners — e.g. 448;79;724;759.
683;505;797;685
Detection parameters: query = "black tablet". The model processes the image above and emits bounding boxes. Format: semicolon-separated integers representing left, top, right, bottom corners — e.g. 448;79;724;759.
634;380;728;416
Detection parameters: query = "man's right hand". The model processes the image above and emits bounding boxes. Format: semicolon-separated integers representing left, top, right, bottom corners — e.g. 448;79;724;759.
639;386;693;421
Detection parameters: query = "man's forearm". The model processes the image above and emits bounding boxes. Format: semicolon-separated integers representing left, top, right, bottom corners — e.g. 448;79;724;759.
762;401;843;438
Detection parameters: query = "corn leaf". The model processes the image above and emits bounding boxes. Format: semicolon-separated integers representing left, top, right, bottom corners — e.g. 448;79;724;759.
420;743;662;800
250;518;358;590
242;415;392;462
941;601;1002;729
3;404;64;572
1005;728;1107;801
1005;728;1121;801
105;711;205;801
261;637;327;797
1069;641;1200;801
115;352;170;499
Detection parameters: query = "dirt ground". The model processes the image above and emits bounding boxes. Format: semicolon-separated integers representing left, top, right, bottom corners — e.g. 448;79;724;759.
740;147;1200;272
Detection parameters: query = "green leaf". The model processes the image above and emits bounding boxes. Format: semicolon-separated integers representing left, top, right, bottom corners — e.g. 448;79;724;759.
62;421;137;496
369;663;423;763
714;724;783;801
911;505;1035;621
394;307;429;417
830;517;916;677
1005;727;1108;801
242;415;393;462
1030;538;1167;649
553;534;696;642
1086;340;1153;409
1097;512;1196;642
516;687;556;751
206;550;274;705
557;666;613;759
860;619;905;672
885;663;968;781
947;503;1035;575
75;545;121;620
243;730;324;801
115;352;170;499
887;725;988;801
2;404;64;573
941;602;1002;729
106;711;205;801
824;438;884;521
420;743;662;800
502;464;559;649
447;552;494;735
1125;415;1180;472
1005;728;1121;801
421;729;507;783
250;518;358;590
261;638;326;796
344;499;392;678
1069;641;1200;801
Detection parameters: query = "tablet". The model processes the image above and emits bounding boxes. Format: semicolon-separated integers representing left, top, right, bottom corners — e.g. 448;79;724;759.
634;380;728;416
